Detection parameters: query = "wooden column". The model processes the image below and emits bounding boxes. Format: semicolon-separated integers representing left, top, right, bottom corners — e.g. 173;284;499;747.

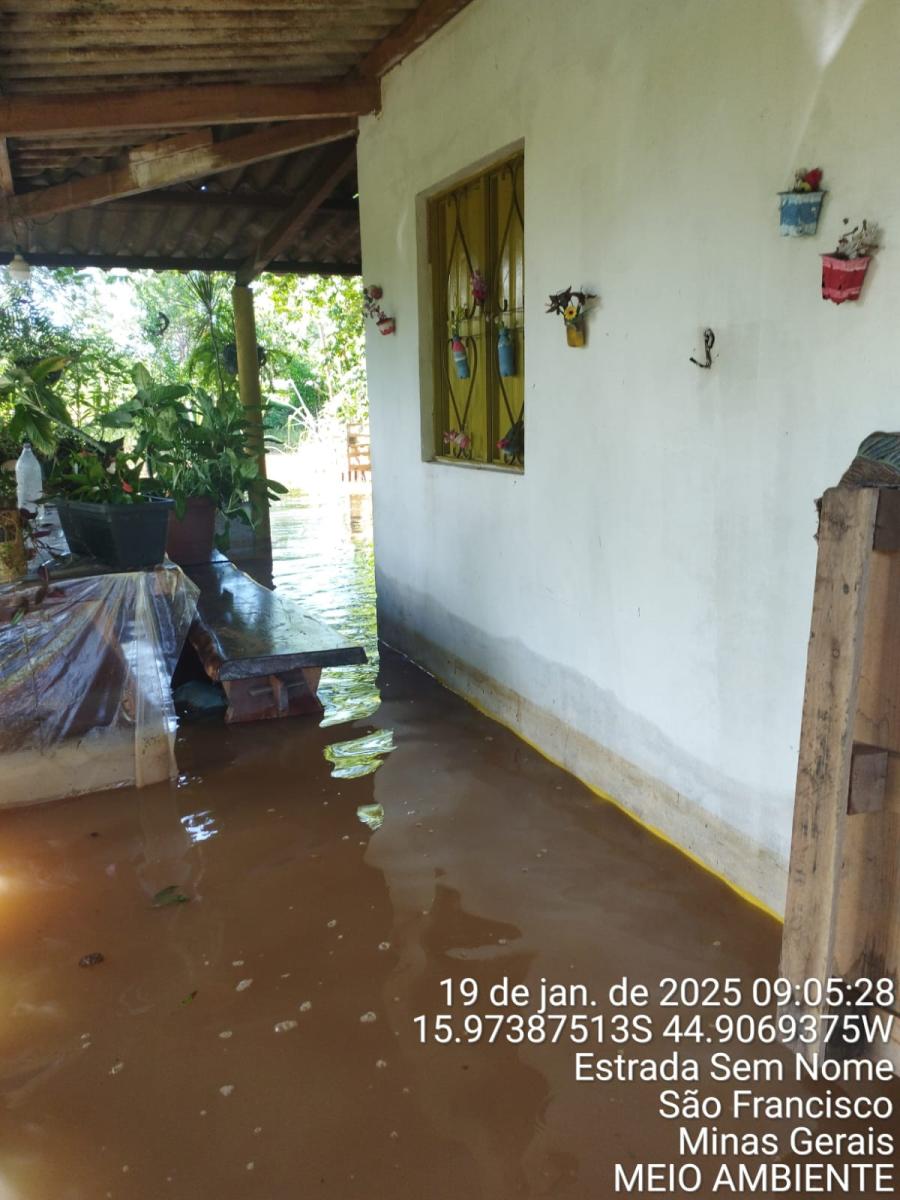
231;282;271;551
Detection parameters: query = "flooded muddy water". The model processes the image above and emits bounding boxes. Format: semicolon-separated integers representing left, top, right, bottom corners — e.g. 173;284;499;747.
0;489;898;1198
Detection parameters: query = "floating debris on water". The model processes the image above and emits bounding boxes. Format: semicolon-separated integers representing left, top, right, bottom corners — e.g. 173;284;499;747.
377;941;391;951
109;1061;124;1076
376;1059;388;1069
359;1011;376;1024
326;919;337;928
219;1085;234;1097
152;885;189;908
235;979;253;992
219;1031;233;1039
298;1000;312;1012
323;729;395;779
274;1020;297;1033
356;803;384;831
78;952;104;967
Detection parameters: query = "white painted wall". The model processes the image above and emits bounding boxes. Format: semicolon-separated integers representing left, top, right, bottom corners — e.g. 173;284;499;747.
357;0;900;913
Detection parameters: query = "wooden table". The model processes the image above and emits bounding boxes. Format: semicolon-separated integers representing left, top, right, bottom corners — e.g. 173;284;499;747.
184;555;366;723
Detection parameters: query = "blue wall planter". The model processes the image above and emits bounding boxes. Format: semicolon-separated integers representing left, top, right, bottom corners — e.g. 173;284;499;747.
778;191;826;237
451;336;470;380
497;325;516;376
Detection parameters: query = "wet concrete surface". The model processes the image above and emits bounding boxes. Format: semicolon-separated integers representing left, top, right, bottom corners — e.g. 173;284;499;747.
0;493;898;1198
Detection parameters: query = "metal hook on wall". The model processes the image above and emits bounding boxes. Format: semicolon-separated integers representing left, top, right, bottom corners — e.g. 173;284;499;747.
690;328;715;369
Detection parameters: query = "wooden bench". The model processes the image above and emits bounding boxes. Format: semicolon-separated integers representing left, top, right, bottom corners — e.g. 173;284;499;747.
184;555;366;724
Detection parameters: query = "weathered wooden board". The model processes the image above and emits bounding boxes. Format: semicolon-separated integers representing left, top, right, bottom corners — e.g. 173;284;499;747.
782;486;900;1066
186;557;366;682
780;487;879;1046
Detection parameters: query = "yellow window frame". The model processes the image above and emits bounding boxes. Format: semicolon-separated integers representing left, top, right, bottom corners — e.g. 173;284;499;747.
428;152;524;468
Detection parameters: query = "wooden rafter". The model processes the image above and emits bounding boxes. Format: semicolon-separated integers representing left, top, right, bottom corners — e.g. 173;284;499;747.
0;251;361;276
356;0;474;77
237;142;357;284
10;121;358;220
110;193;359;214
3;0;415;10
0;80;379;138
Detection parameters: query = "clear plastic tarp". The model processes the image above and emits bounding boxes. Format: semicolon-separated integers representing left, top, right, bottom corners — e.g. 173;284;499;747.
0;565;198;808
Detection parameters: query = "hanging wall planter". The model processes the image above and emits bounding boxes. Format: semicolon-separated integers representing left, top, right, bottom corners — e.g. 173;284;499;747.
821;256;871;303
497;322;516;376
821;219;879;304
547;286;597;348
779;168;825;237
451;331;470;380
363;285;396;335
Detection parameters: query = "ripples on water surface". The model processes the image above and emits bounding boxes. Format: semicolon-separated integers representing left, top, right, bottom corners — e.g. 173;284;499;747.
269;489;381;730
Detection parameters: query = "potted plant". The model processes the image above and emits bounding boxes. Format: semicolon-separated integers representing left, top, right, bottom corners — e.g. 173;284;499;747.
100;367;286;565
497;416;524;466
779;167;826;236
0;359;171;572
821;220;880;303
50;448;174;571
546;287;597;347
442;429;472;459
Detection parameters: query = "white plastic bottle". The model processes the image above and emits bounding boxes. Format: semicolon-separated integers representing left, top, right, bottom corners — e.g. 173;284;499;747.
15;443;43;514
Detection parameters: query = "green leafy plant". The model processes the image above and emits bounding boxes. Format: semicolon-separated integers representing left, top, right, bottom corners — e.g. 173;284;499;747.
49;448;157;505
0;357;90;455
99;365;286;540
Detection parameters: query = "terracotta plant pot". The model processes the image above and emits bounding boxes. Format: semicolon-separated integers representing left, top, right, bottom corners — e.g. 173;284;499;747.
821;254;871;304
166;496;217;566
566;322;585;348
778;190;825;237
0;507;26;582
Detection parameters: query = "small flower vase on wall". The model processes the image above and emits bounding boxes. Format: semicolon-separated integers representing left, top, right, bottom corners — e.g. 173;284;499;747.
451;335;470;380
821;254;871;304
779;191;826;237
497;324;516;376
566;321;585;348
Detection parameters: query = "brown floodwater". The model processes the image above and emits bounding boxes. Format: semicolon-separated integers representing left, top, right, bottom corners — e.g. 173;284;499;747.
1;492;898;1199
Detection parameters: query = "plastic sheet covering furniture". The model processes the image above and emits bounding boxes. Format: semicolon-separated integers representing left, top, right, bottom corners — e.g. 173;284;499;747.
0;565;198;808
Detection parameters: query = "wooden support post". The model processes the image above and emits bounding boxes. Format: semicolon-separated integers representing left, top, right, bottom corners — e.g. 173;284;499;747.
780;487;879;1052
231;283;271;553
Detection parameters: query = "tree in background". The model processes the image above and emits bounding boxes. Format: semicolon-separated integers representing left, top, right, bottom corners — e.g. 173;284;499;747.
1;266;367;458
0;269;132;439
261;274;367;448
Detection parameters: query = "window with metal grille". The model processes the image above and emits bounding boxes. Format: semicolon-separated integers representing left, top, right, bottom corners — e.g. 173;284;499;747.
427;152;524;468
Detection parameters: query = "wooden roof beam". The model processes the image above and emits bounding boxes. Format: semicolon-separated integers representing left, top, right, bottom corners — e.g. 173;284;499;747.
110;193;358;214
0;251;362;276
237;141;357;284
0;80;379;138
356;0;475;77
10;121;358;221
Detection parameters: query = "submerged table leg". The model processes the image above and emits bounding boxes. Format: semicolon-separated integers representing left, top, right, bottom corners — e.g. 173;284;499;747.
222;667;324;724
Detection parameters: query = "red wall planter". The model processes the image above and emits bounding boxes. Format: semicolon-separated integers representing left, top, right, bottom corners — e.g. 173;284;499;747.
821;254;871;304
